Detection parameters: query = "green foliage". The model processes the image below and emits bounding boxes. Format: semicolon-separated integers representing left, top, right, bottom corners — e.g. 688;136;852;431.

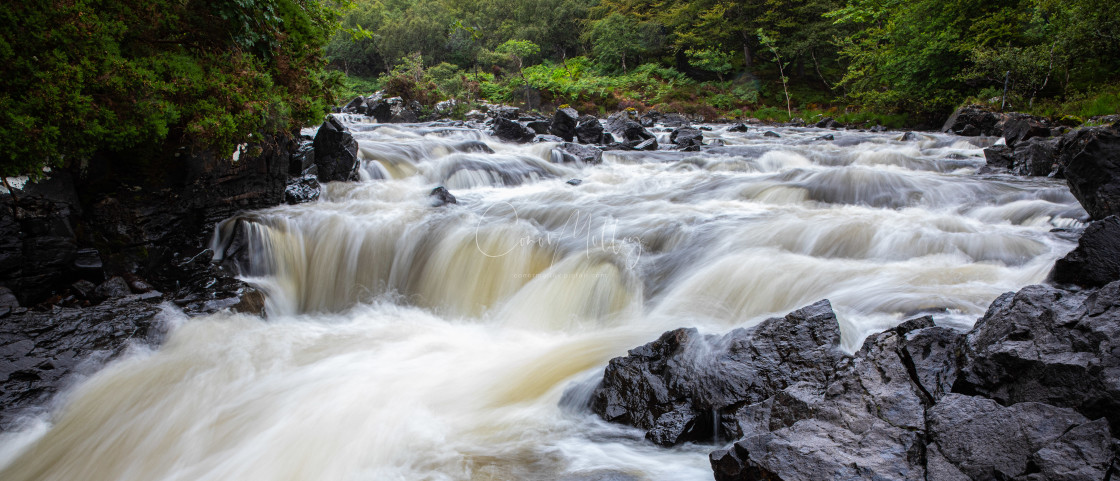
686;48;735;80
585;13;662;72
0;0;346;178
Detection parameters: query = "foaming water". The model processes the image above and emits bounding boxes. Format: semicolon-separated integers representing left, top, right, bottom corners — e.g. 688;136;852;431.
0;121;1084;480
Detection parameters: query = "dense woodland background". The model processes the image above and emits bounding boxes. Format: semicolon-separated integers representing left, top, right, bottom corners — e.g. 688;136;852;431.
2;0;1118;178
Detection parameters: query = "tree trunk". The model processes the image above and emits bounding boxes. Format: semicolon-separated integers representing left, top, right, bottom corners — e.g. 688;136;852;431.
742;43;753;68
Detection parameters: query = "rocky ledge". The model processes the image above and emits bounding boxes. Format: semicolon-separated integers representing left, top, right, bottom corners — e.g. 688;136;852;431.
586;286;1120;480
0;115;363;429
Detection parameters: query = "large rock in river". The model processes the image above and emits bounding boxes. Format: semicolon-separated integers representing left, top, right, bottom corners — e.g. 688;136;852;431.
1050;216;1120;288
604;111;658;150
959;282;1120;434
1056;123;1120;220
942;105;1004;136
313;115;360;182
589;300;846;446
549;107;580;142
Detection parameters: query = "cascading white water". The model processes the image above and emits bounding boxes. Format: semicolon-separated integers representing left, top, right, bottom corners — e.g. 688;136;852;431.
0;119;1084;481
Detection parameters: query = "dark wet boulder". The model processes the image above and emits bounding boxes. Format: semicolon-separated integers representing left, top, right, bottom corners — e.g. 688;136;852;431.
942;104;1004;136
313;115;360;182
93;276;131;300
870;124;888;132
1000;113;1051;148
605;112;657;150
533;134;566;143
1050;216;1120;288
815;117;840;129
927;394;1114;480
389;99;422;123
0;286;18;317
341;96;365;113
727;124;749;133
900;131;920;142
70;279;97;301
814;134;834;141
550;107;580;141
763;131;780;138
526;120;551;134
288;139;316;176
366;98;393;123
491;117;536;143
638;110;660;127
566;179;582;186
960;282;1120;433
660;113;690;128
1010;137;1059;176
284;175;321;205
670;127;703;149
551;143;603;164
430;186;457;206
489;105;520;119
0;293;163;429
712;317;962;481
575;116;605;145
1056;123;1120;220
589;300;846;446
983;144;1015;170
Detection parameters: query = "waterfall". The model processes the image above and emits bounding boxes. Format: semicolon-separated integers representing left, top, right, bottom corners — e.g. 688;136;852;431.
0;120;1082;481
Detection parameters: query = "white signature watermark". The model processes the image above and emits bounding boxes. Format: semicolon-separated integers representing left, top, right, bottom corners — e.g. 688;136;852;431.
474;202;644;270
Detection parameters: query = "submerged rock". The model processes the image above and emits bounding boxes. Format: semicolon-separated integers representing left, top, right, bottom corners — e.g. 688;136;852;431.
430;186;457;206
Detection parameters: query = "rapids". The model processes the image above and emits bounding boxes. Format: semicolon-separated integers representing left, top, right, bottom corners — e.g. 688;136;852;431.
0;120;1084;480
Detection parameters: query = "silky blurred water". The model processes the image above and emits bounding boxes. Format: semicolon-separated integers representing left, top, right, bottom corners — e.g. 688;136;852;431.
0;120;1083;481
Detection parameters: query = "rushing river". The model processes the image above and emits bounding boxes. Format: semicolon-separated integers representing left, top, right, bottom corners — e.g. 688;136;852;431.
0;118;1085;480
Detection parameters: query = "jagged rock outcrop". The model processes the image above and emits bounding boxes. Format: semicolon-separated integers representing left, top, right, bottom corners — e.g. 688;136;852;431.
550;143;603;164
1050;216;1120;288
959;282;1120;434
549;108;580;141
589;300;847;446
999;113;1052;148
604;112;658;150
670;127;704;150
1056;123;1120;220
942;105;1004;136
313;115;360;182
491;117;536;143
588;283;1120;481
575;116;606;145
284;175;321;205
0;291;164;429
